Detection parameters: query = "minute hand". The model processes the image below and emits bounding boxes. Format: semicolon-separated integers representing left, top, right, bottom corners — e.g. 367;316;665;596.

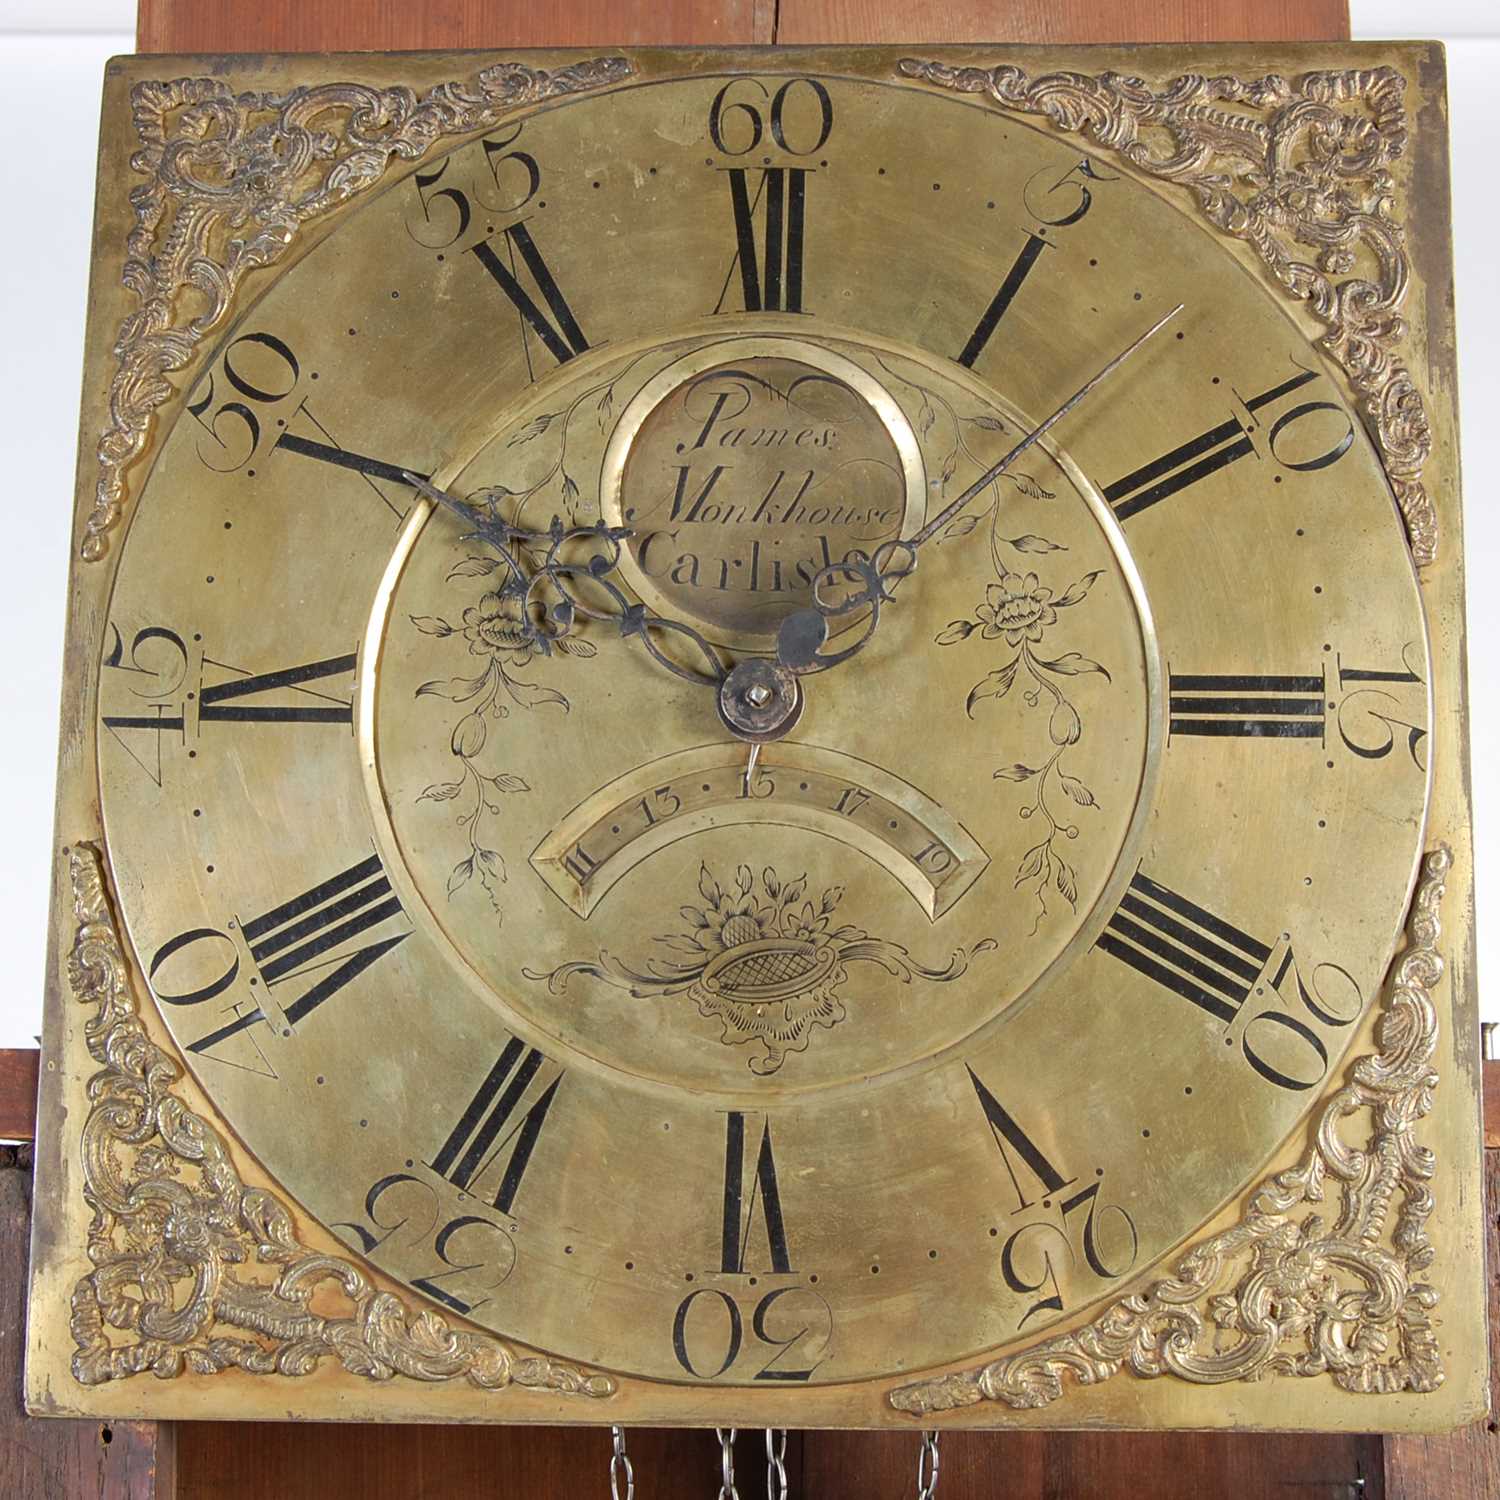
775;304;1182;676
910;302;1183;549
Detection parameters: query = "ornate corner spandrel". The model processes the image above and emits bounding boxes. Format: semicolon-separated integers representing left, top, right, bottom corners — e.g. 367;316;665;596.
889;843;1450;1416
896;60;1437;567
64;840;615;1398
83;56;632;564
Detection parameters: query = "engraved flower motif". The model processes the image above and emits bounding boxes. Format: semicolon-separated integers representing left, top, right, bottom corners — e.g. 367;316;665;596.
462;588;535;666
937;562;1109;932
530;863;993;1076
678;865;774;957
976;572;1057;645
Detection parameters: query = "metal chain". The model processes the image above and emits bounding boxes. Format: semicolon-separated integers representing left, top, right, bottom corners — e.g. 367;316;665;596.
609;1427;635;1500
716;1427;740;1500
916;1431;941;1500
764;1428;789;1500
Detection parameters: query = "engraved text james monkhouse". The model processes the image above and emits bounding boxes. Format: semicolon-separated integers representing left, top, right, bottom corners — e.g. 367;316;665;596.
620;356;908;636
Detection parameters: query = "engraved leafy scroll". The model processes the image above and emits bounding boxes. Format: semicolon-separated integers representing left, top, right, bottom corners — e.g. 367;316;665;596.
897;61;1437;565
890;844;1449;1414
84;56;631;561
65;841;614;1397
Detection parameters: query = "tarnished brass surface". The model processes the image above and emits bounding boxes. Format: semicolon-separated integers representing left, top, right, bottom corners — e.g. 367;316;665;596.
24;43;1485;1431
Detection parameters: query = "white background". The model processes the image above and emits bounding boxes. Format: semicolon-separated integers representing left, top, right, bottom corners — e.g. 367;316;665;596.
0;2;1494;1051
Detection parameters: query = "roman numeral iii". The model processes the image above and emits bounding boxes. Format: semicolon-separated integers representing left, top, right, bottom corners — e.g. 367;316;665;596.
1168;670;1325;741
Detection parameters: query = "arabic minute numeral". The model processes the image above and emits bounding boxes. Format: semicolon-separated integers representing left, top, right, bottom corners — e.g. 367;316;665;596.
1335;653;1428;769
957;158;1110;368
1103;363;1355;520
186;331;301;473
405;121;540;250
1097;870;1363;1090
101;625;189;786
147;853;409;1065
708;77;834;157
332;1174;515;1316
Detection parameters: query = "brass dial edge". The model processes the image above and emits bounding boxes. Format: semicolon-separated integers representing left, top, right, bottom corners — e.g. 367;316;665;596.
897;58;1437;565
889;843;1450;1414
64;839;616;1399
81;55;632;562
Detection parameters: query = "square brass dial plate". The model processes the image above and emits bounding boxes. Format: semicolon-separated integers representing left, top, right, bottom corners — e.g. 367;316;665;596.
23;41;1486;1433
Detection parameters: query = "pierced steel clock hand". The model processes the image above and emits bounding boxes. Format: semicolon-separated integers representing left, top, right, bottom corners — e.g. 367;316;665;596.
404;472;730;689
774;303;1184;678
409;473;812;755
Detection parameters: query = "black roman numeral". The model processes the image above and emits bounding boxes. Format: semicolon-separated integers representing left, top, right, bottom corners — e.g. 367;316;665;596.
472;223;589;371
721;1113;792;1274
271;405;427;521
199;653;357;726
185;854;408;1059
1168;671;1326;741
967;1067;1075;1215
1103;367;1322;521
242;854;405;1018
1096;871;1271;1025
720;167;808;314
101;705;185;786
957;232;1050;367
428;1037;563;1214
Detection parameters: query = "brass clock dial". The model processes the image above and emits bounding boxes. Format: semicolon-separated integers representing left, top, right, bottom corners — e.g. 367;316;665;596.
95;66;1432;1391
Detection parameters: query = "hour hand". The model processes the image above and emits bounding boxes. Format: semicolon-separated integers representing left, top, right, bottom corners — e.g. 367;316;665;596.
402;472;534;583
775;304;1181;678
776;540;918;675
404;471;728;689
